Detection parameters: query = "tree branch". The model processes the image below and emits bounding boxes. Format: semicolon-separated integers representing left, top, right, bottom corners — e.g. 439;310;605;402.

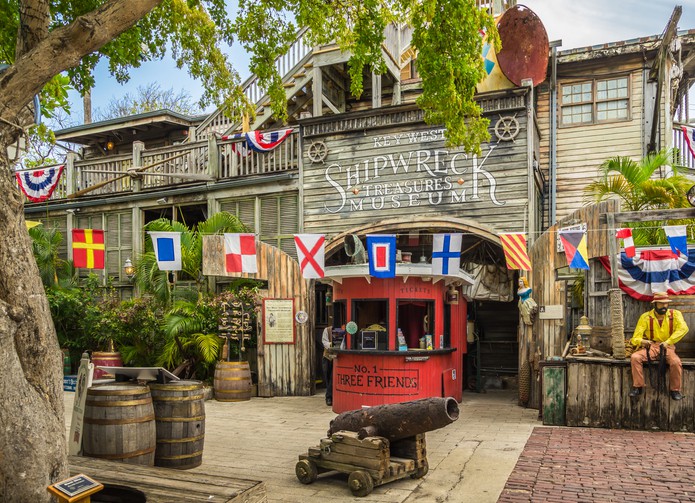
1;0;163;122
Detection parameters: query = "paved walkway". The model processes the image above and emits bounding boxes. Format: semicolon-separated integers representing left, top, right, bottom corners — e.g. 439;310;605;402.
499;427;695;503
65;389;539;502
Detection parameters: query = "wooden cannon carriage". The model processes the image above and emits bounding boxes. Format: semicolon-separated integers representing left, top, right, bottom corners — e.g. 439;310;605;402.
295;397;459;497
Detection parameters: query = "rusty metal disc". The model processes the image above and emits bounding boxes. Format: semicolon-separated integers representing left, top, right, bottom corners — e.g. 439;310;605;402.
496;5;549;87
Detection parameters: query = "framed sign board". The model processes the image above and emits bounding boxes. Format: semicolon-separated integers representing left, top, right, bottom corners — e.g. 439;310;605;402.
539;304;564;320
361;331;377;350
48;473;103;502
263;298;295;344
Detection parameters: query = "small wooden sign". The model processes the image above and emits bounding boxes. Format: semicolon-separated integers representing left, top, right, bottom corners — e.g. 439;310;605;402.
538;304;564;320
48;473;103;502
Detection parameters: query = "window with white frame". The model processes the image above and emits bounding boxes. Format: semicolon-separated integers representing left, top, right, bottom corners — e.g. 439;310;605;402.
560;76;629;126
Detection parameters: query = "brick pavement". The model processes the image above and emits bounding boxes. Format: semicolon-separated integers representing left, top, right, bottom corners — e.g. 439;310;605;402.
499;427;695;503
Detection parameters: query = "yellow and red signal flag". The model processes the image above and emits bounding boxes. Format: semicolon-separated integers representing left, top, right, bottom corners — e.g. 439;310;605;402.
72;229;105;269
499;233;532;270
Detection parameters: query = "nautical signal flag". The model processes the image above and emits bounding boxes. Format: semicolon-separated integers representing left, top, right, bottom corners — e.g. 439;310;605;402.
72;229;105;269
366;235;396;278
664;225;688;256
558;229;589;270
616;228;636;258
224;233;258;273
499;233;532;270
148;231;182;271
294;234;325;278
431;234;462;275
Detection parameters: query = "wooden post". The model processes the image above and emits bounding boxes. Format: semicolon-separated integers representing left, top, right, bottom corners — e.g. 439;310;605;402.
132;140;144;193
313;66;323;117
606;213;619;289
207;134;219;180
372;73;382;109
66;151;77;196
606;213;626;358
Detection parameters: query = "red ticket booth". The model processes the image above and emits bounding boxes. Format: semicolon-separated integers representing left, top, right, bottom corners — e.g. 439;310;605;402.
325;263;471;413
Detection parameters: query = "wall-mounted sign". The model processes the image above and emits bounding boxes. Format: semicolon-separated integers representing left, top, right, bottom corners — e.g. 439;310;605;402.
538;304;564;320
263;299;295;344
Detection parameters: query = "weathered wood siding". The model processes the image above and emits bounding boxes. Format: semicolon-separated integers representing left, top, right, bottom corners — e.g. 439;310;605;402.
203;236;314;397
566;359;695;432
301;96;533;236
529;200;619;363
536;67;645;222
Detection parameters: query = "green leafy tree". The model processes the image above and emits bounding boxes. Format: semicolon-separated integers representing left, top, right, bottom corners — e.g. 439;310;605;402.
585;150;694;245
1;0;500;498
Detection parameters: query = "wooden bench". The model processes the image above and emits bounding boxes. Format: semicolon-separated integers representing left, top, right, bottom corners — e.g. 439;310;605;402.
69;456;266;503
565;357;695;431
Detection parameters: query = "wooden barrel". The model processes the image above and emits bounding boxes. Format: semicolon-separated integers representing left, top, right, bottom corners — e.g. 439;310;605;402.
214;361;252;402
82;384;156;465
91;351;123;379
149;380;206;469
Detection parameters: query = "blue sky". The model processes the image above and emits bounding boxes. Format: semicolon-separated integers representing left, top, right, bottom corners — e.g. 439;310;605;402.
65;1;695;124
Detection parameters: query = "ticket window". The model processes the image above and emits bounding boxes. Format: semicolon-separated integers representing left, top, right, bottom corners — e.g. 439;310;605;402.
351;299;388;349
397;300;435;349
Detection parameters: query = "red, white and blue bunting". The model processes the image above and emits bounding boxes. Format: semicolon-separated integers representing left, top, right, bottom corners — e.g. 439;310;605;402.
221;128;293;157
599;249;695;301
15;165;64;202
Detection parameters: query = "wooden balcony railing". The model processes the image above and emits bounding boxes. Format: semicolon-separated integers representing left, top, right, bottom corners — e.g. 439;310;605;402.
20;131;300;203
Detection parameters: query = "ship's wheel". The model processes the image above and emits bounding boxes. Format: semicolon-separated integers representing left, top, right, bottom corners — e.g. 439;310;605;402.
494;115;520;142
307;141;328;163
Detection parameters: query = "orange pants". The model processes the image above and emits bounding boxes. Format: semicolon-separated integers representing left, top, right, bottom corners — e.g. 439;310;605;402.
630;343;682;391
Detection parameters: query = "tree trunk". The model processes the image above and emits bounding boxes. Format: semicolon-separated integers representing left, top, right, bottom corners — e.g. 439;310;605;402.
0;134;68;501
0;2;163;499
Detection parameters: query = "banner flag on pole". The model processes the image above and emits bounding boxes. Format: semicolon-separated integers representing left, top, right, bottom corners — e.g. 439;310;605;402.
72;229;105;269
294;234;325;278
16;165;64;202
366;235;396;278
616;228;636;258
148;231;182;271
499;233;532;270
664;225;688;256
224;233;258;273
431;234;462;275
558;229;590;270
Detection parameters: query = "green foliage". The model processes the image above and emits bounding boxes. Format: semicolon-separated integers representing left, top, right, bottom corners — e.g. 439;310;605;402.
28;225;75;288
158;285;262;382
136;212;249;305
585;150;695;245
6;0;499;152
412;0;499;153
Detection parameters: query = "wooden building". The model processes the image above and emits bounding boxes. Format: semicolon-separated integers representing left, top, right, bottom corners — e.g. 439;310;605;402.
18;3;695;406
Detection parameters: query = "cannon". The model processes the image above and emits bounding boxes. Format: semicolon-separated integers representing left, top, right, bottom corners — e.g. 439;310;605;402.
296;397;459;497
328;396;459;441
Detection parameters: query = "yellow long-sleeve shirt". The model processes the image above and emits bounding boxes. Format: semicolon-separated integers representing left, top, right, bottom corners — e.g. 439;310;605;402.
630;309;689;347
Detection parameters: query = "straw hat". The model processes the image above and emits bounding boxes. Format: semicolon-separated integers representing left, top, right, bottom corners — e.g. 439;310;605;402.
651;292;672;304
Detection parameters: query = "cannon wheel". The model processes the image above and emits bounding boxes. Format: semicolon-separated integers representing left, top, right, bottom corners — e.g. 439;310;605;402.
295;459;318;484
348;470;374;497
411;460;429;479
